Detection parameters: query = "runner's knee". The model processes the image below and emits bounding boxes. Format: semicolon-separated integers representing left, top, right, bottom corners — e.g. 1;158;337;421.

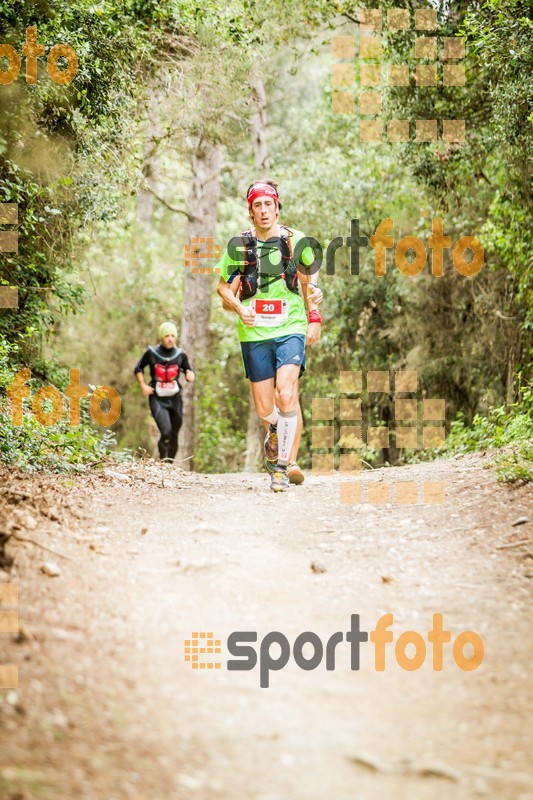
276;385;298;412
256;403;273;420
252;393;275;419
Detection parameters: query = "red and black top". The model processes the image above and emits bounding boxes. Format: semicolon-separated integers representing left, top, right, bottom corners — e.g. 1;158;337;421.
134;344;194;390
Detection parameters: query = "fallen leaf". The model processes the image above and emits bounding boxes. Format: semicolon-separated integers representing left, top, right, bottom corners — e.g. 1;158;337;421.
406;759;462;782
348;751;393;774
190;526;221;535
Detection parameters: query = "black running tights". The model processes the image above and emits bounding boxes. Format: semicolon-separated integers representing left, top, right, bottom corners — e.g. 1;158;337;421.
149;393;183;460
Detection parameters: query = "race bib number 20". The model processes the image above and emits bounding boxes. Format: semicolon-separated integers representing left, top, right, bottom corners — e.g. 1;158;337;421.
252;298;288;327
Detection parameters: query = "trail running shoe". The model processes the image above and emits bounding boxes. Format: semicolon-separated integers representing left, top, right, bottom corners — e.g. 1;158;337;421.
264;424;278;462
287;462;305;485
265;458;277;474
270;467;290;493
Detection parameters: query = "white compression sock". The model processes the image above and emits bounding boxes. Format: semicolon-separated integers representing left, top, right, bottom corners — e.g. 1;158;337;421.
277;410;298;466
262;407;279;426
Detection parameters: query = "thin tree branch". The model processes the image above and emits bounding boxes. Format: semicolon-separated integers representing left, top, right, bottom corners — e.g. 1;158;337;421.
341;11;359;24
145;185;198;221
10;533;73;561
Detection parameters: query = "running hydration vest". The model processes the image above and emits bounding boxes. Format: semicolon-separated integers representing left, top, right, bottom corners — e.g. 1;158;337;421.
237;225;300;301
148;346;182;397
154;362;179;383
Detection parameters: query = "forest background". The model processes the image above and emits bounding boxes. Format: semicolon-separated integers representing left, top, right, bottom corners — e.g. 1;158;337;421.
0;0;531;480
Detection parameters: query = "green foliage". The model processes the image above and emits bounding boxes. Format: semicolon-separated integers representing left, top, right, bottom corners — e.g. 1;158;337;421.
0;399;116;473
0;324;116;472
193;316;248;473
0;413;115;473
0;336;18;389
492;441;533;484
329;0;533;452
194;377;246;473
0;0;166;357
462;0;533;159
445;382;533;482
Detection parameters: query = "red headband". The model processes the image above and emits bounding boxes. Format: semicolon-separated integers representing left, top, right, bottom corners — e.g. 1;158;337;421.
247;183;279;209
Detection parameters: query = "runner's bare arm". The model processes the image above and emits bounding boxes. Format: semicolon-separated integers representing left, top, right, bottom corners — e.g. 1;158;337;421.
135;370;154;397
298;267;321;305
220;275;240;312
298;268;322;345
217;276;241;313
217;277;256;326
298;266;322;308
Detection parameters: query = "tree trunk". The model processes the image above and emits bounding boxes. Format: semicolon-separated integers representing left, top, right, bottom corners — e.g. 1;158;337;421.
137;89;160;230
250;78;269;172
506;324;520;405
179;139;222;469
244;77;269;472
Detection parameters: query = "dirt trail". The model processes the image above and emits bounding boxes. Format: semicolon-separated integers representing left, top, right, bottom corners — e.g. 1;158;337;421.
0;456;532;800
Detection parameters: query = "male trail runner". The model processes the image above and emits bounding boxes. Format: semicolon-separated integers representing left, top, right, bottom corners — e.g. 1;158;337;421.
216;181;323;492
223;247;323;485
134;322;195;461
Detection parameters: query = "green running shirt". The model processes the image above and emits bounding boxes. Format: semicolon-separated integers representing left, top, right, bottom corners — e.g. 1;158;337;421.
217;226;315;343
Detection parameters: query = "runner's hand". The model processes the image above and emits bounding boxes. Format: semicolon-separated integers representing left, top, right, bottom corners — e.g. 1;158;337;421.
307;285;323;304
142;384;154;397
239;305;256;327
306;322;321;345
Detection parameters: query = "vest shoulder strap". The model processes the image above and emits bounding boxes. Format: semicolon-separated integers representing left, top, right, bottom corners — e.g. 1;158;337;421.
240;229;256;247
279;225;294;259
148;345;182;362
